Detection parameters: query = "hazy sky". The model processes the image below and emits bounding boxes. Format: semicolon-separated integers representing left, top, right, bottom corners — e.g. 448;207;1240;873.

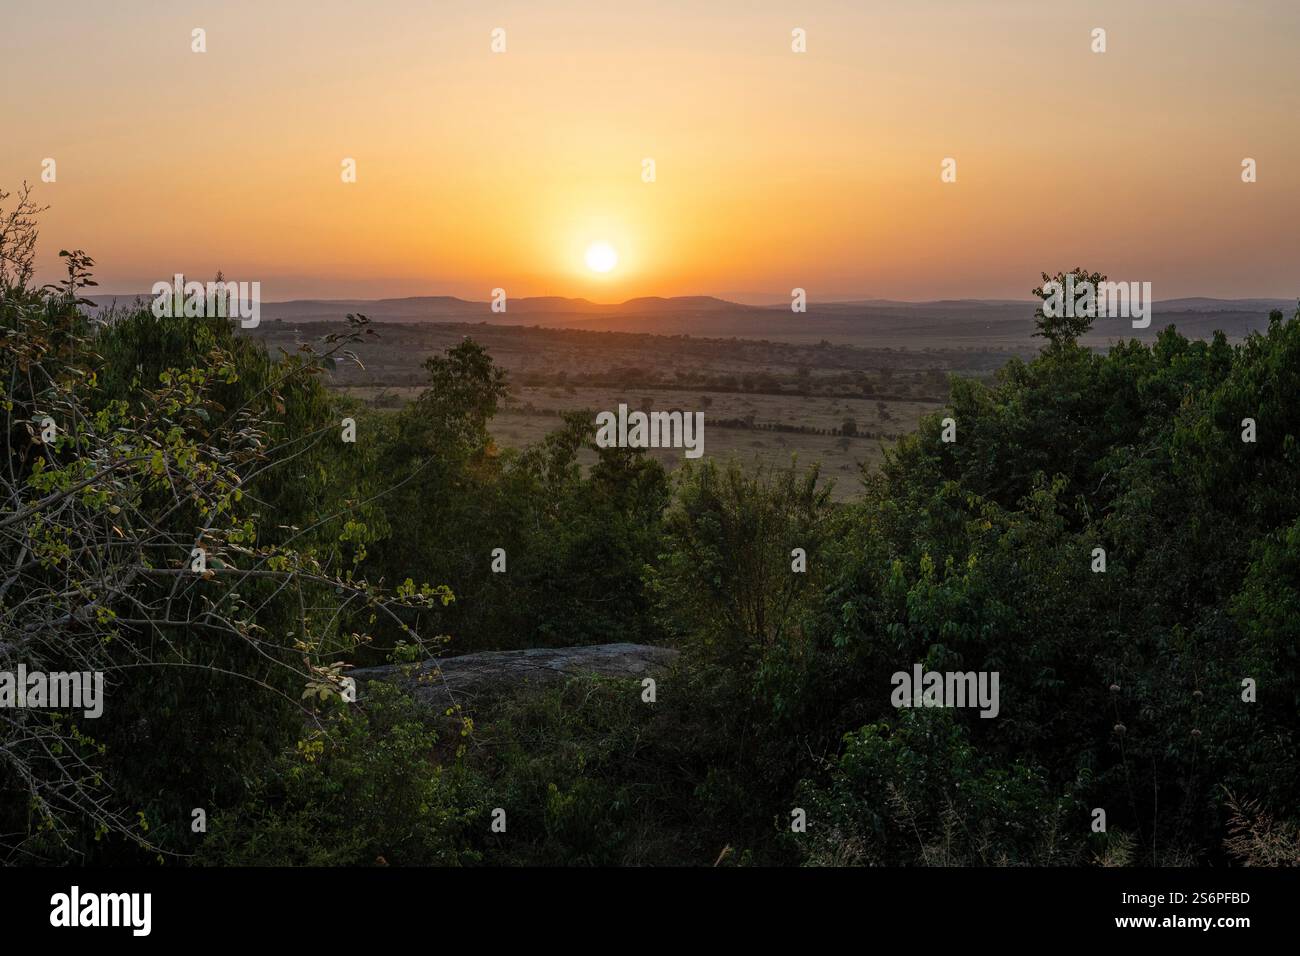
3;0;1298;301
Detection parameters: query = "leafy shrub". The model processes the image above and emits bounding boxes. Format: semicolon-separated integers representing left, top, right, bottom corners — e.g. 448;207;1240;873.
199;681;483;866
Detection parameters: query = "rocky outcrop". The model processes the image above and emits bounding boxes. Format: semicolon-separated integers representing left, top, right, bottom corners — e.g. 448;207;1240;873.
349;643;679;710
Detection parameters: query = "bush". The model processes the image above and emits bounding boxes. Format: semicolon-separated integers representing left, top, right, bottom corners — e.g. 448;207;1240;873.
199;681;483;866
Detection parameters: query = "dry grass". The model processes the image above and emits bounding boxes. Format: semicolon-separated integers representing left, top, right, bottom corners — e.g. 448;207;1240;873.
340;384;940;502
1222;789;1300;866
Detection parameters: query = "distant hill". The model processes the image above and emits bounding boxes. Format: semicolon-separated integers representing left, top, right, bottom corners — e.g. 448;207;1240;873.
83;293;1295;349
85;293;758;317
617;296;741;313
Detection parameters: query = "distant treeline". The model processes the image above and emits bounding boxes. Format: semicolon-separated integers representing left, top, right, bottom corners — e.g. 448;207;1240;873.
511;367;952;402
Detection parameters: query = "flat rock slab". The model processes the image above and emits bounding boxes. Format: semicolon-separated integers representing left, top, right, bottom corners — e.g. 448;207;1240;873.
350;643;679;710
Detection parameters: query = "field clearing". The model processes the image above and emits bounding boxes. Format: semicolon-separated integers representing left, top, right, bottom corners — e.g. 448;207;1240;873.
338;384;944;501
505;385;934;433
339;384;936;433
491;411;875;498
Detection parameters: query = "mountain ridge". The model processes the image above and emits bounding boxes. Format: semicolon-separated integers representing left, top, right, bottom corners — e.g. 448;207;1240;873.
84;293;1296;315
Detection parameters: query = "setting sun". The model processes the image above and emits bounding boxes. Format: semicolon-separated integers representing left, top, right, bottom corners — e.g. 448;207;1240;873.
584;242;619;274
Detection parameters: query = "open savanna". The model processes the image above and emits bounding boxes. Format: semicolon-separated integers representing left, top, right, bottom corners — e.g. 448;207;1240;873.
238;303;1285;499
235;318;1003;499
339;382;939;497
247;318;1009;397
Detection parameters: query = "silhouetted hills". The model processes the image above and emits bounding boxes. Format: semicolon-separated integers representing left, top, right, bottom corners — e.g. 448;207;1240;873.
84;293;1295;349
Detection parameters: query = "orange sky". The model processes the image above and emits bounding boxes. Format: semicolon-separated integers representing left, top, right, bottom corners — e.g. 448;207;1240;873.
3;0;1298;302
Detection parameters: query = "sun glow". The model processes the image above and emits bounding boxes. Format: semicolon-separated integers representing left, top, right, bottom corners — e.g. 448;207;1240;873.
584;241;619;274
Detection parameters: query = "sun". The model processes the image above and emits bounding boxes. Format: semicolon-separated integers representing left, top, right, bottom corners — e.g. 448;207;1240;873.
584;241;619;274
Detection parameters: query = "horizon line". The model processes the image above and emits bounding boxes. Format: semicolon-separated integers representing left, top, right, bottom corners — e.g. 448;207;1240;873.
83;290;1299;309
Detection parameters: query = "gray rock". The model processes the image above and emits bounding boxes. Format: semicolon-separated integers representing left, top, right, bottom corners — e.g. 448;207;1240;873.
349;642;679;710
